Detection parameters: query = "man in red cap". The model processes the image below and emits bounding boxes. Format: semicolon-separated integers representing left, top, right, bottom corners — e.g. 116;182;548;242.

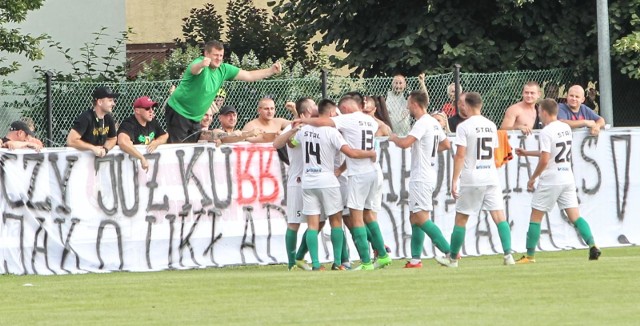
117;96;168;171
67;86;118;157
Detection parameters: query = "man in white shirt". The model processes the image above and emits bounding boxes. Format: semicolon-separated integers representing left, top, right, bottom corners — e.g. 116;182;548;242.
389;90;452;268
515;99;601;263
442;92;515;267
298;96;391;270
272;97;318;271
292;99;376;271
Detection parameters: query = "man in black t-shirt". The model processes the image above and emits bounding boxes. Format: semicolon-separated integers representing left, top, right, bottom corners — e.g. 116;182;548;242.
67;86;118;157
448;93;469;133
117;96;168;171
2;120;43;151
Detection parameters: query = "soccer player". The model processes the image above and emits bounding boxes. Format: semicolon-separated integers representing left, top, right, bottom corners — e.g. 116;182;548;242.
515;99;601;262
389;90;453;268
298;96;392;270
272;97;318;271
293;99;376;271
441;92;515;267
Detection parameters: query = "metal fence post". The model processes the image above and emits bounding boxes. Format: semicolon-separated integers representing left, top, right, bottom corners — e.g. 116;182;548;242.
321;69;328;99
44;71;53;147
453;64;461;114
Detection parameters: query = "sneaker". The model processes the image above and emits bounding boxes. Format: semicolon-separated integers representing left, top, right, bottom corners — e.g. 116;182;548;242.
504;254;516;265
295;259;312;271
353;262;374;271
374;255;392;269
515;255;536;264
589;246;602;260
404;261;422;268
435;256;458;268
341;263;352;270
331;263;346;271
288;265;297;271
373;244;392;260
312;265;326;271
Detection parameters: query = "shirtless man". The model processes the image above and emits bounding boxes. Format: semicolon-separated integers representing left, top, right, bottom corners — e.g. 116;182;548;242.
242;97;291;143
500;82;542;135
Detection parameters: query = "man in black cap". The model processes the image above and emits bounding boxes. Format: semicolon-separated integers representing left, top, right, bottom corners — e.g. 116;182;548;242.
2;121;43;151
67;86;118;157
117;96;168;171
199;105;262;144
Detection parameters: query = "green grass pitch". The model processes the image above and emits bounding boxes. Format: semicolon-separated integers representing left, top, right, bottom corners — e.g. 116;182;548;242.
2;246;640;325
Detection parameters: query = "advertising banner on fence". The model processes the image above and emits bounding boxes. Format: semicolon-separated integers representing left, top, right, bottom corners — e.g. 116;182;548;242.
1;129;638;275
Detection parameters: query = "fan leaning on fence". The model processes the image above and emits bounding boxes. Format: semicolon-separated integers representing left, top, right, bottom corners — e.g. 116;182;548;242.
66;86;118;157
165;40;282;144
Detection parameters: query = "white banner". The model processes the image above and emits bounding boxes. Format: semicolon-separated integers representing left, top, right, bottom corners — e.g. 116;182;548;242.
1;128;638;275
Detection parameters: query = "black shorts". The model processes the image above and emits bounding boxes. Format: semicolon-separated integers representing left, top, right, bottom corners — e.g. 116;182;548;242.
165;104;201;143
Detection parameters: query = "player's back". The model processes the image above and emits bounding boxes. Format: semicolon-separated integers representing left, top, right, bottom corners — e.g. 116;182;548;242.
331;111;377;176
455;115;499;186
538;120;575;185
295;125;344;189
410;114;446;182
284;124;303;184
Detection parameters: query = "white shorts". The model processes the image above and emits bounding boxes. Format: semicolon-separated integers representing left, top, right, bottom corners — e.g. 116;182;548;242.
409;181;435;213
347;170;379;211
532;184;579;212
339;175;349;216
302;187;343;216
287;184;305;224
455;185;504;215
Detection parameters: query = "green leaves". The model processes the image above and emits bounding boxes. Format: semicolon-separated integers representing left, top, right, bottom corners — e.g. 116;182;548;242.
0;0;47;76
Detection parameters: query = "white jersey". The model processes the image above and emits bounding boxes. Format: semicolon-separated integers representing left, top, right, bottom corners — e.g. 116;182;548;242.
538;120;575;185
454;115;500;186
334;151;347;185
283;125;303;185
408;114;447;183
331;111;378;176
294;125;345;189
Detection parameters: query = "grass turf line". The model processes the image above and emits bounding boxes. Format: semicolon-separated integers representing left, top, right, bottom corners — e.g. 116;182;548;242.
1;246;639;325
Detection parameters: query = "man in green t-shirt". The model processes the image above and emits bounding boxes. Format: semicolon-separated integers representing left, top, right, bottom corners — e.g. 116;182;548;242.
166;40;282;143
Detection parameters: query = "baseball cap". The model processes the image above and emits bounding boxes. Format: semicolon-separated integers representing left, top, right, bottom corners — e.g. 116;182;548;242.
9;121;35;137
219;105;237;115
133;96;158;109
92;86;119;99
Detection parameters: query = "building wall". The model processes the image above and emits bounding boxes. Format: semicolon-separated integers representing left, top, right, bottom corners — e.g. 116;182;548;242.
126;0;270;44
4;0;126;83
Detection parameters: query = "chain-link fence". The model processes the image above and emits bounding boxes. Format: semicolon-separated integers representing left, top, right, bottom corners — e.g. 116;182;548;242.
3;68;631;146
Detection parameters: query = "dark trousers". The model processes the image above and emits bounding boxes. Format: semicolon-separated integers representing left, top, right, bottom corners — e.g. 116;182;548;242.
165;104;201;143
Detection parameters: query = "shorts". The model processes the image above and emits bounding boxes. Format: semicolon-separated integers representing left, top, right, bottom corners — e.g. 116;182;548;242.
532;184;579;212
166;104;201;143
286;184;305;224
455;185;504;215
409;181;435;213
339;175;349;216
302;187;343;216
347;170;379;211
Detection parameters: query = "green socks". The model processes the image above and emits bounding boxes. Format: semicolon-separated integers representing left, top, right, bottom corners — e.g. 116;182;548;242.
285;228;297;268
331;227;345;266
341;229;350;263
497;221;512;255
410;224;425;259
450;225;466;258
574;217;595;246
526;222;541;257
352;226;371;264
419;220;451;254
295;230;308;261
366;221;388;258
305;229;320;269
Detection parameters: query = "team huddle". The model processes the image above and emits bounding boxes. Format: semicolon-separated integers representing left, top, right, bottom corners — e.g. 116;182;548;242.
274;91;601;271
3;39;601;271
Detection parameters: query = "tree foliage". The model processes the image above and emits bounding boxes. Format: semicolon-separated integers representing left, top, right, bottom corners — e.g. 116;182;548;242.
165;0;320;79
272;0;640;79
0;0;48;76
